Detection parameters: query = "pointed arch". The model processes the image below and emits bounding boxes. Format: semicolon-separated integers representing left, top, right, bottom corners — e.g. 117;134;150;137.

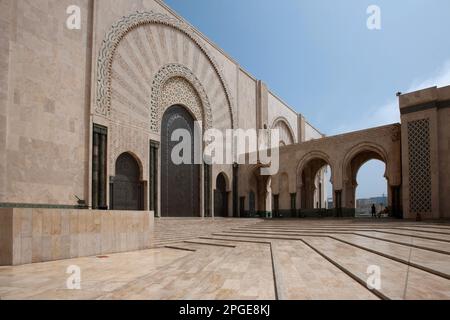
96;11;235;129
271;117;296;145
151;64;212;133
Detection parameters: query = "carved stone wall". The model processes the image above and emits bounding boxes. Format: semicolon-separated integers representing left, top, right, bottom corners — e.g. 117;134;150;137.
152;64;212;133
95;11;234;130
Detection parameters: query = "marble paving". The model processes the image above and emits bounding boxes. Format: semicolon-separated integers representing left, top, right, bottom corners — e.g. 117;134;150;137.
1;218;450;300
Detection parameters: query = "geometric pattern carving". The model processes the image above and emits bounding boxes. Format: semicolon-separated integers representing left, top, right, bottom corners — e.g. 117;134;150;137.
408;119;432;214
151;64;213;133
95;11;235;128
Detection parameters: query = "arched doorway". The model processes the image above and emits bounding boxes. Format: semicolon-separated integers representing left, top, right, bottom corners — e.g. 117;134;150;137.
161;105;200;217
343;147;390;217
299;157;331;210
272;118;295;146
355;160;388;217
248;165;271;217
214;173;228;217
110;153;144;211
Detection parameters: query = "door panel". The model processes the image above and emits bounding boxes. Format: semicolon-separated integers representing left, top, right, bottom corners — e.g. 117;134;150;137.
161;105;200;217
214;174;228;217
111;153;143;211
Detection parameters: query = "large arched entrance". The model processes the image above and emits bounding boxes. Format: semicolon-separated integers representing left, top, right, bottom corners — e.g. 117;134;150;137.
354;159;387;217
110;153;144;211
299;157;332;210
343;145;393;217
214;173;228;217
161;105;200;217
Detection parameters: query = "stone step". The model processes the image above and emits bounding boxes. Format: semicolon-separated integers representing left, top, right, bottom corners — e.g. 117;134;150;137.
330;234;450;279
355;231;450;254
164;244;198;252
376;229;450;242
271;240;378;300
183;239;237;248
302;237;450;300
99;242;275;300
200;236;272;245
235;226;450;237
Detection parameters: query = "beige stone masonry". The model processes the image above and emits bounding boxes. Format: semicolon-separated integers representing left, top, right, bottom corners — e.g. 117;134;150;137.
0;208;154;266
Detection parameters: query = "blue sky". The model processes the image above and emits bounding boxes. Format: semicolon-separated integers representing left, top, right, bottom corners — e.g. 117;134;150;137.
165;0;450;198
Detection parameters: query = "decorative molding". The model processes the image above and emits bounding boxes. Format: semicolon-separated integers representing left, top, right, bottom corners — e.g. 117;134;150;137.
151;64;212;133
400;100;450;115
96;11;235;129
0;203;86;210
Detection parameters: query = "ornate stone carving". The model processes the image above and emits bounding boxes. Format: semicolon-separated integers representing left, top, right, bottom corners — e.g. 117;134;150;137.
151;64;212;133
408;119;432;214
96;11;235;129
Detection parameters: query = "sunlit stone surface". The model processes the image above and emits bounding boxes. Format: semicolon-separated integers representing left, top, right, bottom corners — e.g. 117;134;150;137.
1;218;449;300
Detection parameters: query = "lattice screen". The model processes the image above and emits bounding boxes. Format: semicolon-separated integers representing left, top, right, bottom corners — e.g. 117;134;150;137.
408;119;432;214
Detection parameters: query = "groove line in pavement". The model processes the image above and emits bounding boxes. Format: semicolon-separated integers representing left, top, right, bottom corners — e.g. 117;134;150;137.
211;232;450;280
326;236;450;280
299;238;386;300
219;229;450;255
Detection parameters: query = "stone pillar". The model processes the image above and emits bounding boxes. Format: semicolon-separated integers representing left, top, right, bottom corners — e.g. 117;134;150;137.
399;86;450;219
204;164;212;217
256;81;269;130
92;124;108;210
298;115;306;143
149;140;159;216
232;163;239;217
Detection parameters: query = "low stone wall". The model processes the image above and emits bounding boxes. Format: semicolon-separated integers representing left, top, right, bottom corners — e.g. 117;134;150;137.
0;208;154;266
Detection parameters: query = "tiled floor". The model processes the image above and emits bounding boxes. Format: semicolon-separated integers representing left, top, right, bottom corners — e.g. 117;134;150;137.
1;218;450;300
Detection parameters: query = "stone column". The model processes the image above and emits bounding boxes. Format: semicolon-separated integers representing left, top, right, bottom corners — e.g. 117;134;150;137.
399;87;447;219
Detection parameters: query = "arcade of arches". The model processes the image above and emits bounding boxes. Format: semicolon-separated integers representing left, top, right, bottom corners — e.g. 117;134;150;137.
1;0;450;270
239;124;403;218
85;9;447;221
2;5;448;231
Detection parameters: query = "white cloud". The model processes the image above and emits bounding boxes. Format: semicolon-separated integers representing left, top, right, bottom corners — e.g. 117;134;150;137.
331;60;450;135
408;60;450;92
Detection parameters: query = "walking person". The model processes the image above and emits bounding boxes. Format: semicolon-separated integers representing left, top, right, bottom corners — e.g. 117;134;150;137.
371;204;376;218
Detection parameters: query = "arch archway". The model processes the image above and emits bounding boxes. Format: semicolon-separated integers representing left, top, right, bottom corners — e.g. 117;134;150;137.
343;143;390;216
297;152;333;211
151;65;213;133
272;117;295;146
355;160;388;217
214;173;229;217
96;11;235;129
246;164;272;217
110;152;144;211
160;105;200;217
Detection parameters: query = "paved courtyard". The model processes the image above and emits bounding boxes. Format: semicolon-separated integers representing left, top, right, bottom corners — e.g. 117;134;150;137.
1;218;450;300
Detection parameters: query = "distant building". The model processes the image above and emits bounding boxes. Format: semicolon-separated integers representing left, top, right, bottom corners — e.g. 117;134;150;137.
356;196;388;215
327;198;334;209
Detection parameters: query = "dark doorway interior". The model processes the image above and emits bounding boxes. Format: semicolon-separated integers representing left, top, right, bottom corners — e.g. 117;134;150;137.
214;173;228;217
110;153;144;211
161;105;200;217
249;191;256;216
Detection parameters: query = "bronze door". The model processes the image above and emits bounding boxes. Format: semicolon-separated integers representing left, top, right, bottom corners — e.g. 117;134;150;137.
214;173;228;217
111;153;143;211
161;105;200;217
